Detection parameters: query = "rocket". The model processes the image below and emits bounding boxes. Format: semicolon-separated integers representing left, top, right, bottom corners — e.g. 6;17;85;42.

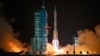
53;6;58;39
52;6;59;51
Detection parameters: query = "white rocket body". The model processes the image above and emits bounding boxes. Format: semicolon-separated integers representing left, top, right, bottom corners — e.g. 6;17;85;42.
52;6;59;51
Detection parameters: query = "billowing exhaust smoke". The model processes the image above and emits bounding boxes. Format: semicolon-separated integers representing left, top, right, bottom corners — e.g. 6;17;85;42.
77;25;100;54
0;2;28;54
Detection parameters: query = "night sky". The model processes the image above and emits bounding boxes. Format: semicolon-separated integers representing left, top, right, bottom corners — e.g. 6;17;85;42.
1;0;100;46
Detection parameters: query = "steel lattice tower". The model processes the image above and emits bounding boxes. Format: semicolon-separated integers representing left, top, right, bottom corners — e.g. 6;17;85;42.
31;1;48;54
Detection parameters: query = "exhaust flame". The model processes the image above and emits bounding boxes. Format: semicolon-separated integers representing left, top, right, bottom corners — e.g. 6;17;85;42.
52;39;59;52
46;43;94;55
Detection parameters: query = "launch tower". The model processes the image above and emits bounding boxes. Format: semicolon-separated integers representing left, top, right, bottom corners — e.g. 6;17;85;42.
31;1;48;54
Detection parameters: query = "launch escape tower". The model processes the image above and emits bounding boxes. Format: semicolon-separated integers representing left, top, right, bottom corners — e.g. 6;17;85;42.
31;1;48;54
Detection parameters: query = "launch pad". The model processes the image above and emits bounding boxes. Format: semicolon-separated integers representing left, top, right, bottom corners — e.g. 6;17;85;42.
29;0;98;55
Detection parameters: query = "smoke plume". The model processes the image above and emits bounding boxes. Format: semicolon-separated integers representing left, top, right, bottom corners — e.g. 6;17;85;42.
46;25;100;55
0;2;28;53
77;25;100;54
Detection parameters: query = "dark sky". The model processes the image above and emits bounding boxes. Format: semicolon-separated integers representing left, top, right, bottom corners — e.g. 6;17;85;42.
2;0;100;46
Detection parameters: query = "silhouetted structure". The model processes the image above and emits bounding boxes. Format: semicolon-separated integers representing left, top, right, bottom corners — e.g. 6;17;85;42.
66;51;69;54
